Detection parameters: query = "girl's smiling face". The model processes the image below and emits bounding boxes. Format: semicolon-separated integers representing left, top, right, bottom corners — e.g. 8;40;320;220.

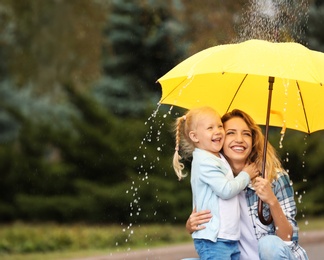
189;111;225;157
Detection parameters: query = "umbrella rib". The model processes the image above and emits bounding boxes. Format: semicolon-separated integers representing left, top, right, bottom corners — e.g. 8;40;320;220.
296;81;311;134
226;74;248;113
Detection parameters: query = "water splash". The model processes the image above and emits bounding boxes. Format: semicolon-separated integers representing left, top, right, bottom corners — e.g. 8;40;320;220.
278;78;290;148
236;0;309;43
121;104;175;250
279;132;285;149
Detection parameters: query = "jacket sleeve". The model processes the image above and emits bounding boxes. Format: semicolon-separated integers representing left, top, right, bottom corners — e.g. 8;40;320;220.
199;156;250;199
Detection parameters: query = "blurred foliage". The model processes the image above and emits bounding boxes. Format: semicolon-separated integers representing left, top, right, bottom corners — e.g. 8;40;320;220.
92;0;187;117
0;223;191;255
0;0;105;91
305;0;324;51
175;0;246;53
269;127;324;216
0;0;323;227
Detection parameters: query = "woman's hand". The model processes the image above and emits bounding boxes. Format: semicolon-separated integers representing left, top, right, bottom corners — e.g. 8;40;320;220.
186;208;212;234
253;176;277;206
253;176;293;240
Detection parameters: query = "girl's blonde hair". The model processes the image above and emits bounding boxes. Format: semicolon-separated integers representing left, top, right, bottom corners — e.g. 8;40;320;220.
222;109;284;182
172;106;219;180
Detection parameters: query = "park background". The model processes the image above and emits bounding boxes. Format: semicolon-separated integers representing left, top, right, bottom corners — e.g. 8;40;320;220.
1;0;324;258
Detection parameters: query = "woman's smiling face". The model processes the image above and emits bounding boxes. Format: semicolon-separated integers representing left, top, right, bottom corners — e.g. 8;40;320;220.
222;117;253;170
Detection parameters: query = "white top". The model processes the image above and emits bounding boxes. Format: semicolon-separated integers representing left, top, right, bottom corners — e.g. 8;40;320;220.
238;190;259;260
217;156;241;241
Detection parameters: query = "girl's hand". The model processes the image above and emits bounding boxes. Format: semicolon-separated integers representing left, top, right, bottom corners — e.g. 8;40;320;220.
186;208;212;234
243;162;260;181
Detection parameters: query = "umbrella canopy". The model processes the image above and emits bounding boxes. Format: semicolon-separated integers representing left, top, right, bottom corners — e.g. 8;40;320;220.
157;39;324;225
158;39;324;134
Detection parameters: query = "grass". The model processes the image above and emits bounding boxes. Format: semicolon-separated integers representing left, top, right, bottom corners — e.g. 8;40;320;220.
0;222;191;260
298;216;324;231
1;217;323;260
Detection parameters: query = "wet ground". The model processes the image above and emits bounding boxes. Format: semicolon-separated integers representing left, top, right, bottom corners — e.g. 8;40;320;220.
71;230;324;260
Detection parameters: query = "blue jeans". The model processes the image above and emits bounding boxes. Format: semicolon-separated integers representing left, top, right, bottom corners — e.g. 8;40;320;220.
258;235;304;259
194;238;240;260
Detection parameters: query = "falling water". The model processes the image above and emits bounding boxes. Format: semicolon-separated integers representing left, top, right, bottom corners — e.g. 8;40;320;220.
284;132;310;232
236;0;309;43
125;107;161;250
298;135;309;228
116;104;177;253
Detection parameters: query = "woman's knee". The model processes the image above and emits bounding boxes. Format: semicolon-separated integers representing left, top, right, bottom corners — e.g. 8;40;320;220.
258;235;283;250
258;235;292;259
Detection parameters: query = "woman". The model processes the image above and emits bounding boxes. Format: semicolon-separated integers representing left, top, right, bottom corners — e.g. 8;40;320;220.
186;109;308;259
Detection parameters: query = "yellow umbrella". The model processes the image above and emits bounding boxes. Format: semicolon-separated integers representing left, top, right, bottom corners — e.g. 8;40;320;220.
157;39;324;224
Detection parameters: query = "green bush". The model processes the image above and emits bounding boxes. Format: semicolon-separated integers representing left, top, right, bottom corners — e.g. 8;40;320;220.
0;223;191;255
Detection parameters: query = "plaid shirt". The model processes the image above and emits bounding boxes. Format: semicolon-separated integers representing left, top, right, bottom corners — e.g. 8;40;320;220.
245;171;308;259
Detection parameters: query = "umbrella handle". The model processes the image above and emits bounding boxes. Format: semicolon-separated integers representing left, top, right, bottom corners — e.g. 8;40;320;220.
257;76;274;226
258;199;273;225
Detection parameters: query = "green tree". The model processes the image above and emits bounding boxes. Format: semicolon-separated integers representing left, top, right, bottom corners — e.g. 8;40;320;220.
271;129;324;217
0;83;192;224
92;0;187;117
0;0;192;224
306;0;324;51
0;81;79;221
3;0;105;93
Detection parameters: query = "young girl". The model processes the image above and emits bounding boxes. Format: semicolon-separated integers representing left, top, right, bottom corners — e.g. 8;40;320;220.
173;106;259;260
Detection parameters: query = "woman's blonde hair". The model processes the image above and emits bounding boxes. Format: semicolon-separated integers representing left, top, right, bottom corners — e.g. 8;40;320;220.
172;106;219;180
222;109;284;182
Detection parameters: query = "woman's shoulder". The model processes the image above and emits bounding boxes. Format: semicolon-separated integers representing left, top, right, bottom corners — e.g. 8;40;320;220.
273;169;294;193
275;168;290;178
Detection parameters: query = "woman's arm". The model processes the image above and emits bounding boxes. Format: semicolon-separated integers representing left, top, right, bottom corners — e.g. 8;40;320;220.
185;208;212;234
253;176;293;241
